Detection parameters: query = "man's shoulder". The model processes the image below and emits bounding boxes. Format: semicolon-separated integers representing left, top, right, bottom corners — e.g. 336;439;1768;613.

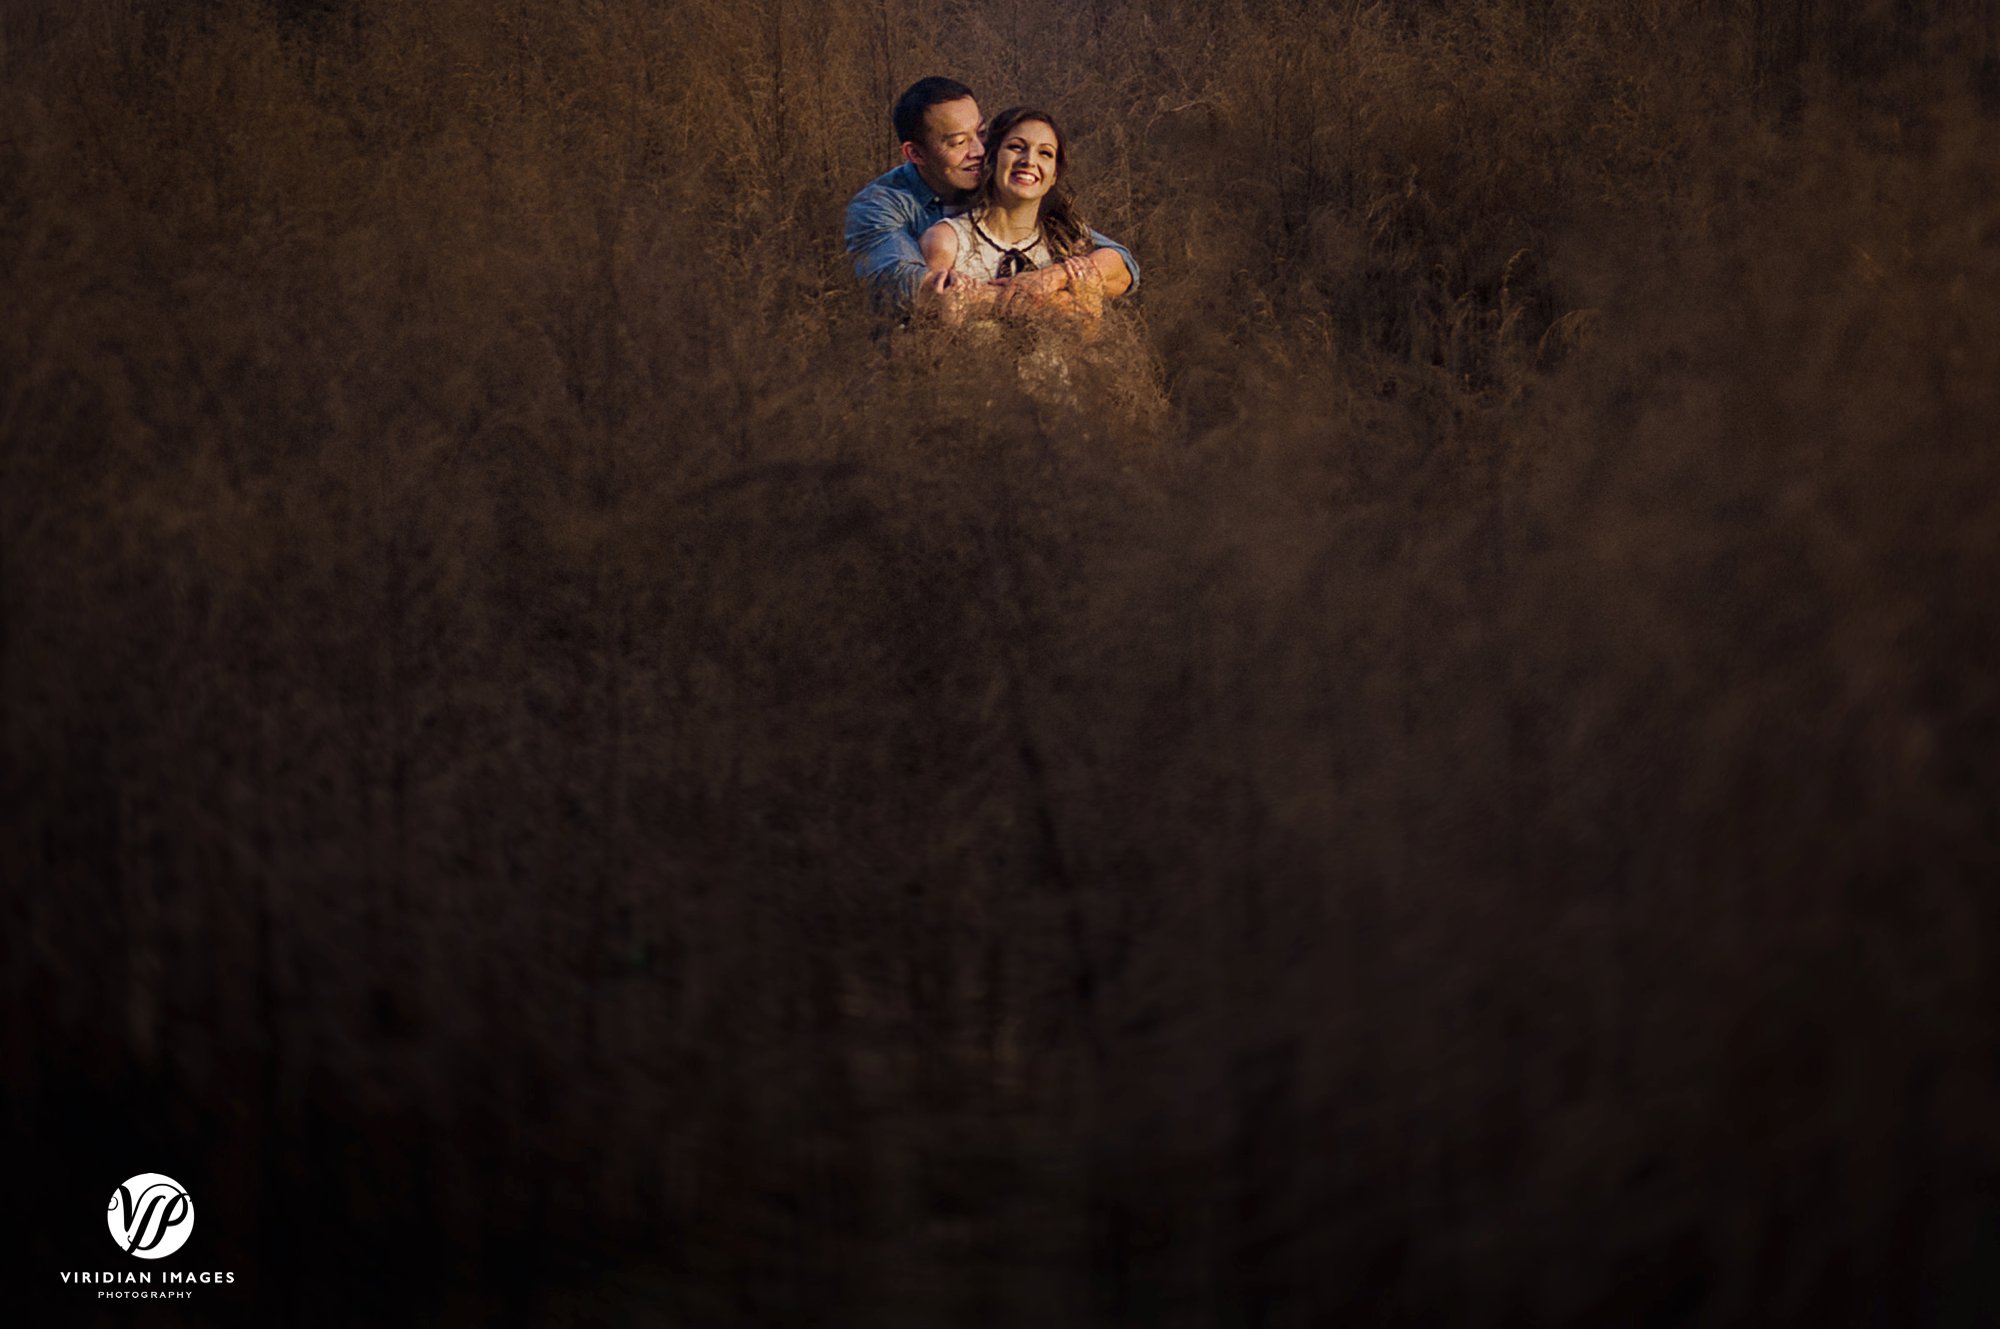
847;163;926;213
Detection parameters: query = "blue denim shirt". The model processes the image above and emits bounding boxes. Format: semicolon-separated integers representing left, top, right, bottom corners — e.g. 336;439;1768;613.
842;162;1140;312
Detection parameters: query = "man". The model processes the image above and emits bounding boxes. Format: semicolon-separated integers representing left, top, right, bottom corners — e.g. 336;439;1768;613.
843;76;1138;317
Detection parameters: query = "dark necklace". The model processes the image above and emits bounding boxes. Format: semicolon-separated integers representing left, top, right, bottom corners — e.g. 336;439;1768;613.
971;216;1041;279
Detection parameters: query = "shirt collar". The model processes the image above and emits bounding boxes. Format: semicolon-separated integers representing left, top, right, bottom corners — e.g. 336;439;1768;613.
896;161;956;212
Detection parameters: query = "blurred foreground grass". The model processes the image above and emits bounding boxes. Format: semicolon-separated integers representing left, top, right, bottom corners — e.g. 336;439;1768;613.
5;1;2000;1323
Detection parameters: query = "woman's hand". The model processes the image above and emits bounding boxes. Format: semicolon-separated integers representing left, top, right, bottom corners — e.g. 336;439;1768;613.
994;259;1105;323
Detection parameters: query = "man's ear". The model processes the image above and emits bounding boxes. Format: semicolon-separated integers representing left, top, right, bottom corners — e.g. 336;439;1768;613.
900;141;924;168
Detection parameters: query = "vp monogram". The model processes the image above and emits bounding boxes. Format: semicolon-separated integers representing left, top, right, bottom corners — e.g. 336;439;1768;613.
107;1174;194;1259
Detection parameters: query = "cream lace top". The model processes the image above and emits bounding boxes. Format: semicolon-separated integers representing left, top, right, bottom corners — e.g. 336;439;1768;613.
942;212;1054;282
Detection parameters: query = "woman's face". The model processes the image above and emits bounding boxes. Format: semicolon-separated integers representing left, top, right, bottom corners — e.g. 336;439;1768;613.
990;120;1060;205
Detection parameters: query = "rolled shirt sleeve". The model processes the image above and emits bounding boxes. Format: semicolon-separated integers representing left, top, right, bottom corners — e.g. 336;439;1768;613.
1087;229;1140;290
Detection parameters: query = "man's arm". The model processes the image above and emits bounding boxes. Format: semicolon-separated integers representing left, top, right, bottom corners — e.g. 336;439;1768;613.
1087;229;1140;293
843;184;929;312
996;229;1139;310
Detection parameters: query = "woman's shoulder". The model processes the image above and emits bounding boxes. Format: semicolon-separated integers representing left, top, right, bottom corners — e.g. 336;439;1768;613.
920;214;977;244
920;216;962;263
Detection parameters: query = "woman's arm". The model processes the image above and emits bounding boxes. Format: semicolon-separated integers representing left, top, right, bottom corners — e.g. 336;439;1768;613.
916;222;995;323
913;222;960;319
919;220;958;276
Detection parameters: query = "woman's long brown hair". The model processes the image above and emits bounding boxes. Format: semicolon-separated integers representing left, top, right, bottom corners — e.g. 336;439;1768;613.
974;106;1096;261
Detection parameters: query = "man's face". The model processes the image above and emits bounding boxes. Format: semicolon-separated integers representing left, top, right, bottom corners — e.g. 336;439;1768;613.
904;97;985;200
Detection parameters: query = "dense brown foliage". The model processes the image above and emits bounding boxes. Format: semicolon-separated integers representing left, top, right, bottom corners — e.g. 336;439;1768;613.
6;0;1999;1323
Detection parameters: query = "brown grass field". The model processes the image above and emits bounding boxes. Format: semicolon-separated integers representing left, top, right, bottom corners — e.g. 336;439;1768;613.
6;0;2000;1323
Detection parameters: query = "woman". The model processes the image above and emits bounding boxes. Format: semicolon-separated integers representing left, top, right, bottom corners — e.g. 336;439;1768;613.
916;106;1104;324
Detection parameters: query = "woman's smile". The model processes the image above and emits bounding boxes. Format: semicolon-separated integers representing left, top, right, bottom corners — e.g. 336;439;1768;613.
913;102;1129;323
992;120;1061;202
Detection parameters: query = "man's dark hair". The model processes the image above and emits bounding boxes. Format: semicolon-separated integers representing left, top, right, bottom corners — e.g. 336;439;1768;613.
892;76;975;147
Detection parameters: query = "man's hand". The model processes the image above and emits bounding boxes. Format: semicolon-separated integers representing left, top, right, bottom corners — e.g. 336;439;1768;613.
918;268;958;302
917;268;996;325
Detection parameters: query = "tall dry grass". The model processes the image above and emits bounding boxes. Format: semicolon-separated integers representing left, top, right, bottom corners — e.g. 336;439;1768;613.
6;0;2000;1324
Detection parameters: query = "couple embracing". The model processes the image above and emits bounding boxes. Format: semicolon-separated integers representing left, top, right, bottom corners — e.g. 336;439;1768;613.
843;77;1139;326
